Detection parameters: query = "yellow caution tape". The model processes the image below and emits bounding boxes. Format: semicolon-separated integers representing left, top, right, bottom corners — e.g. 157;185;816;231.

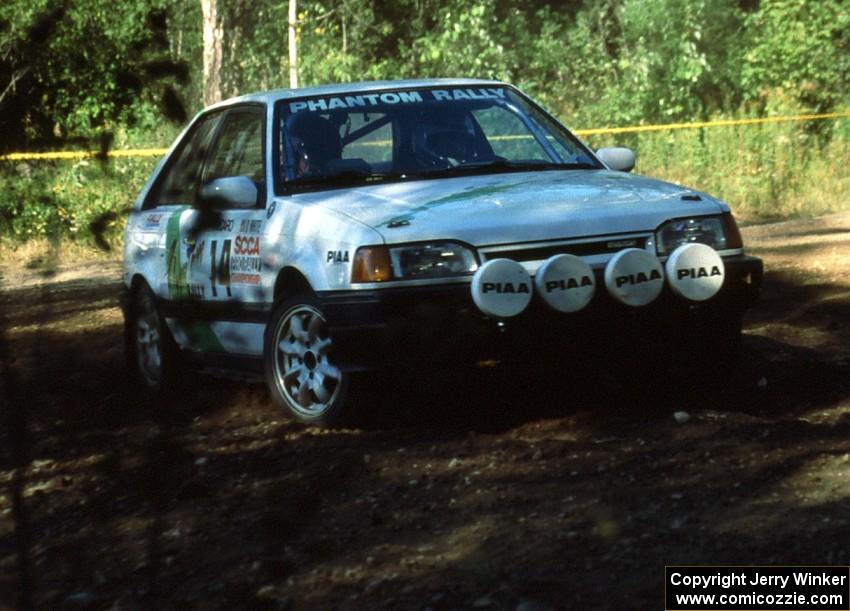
2;110;849;161
0;148;168;161
573;110;850;137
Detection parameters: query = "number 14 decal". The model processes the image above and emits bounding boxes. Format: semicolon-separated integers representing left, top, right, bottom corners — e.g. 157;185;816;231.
209;239;231;297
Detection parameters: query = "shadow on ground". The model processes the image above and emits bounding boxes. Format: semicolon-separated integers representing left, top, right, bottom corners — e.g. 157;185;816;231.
1;263;850;609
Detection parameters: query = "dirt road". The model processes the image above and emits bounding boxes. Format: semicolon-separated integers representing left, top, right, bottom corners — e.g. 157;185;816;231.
2;214;850;610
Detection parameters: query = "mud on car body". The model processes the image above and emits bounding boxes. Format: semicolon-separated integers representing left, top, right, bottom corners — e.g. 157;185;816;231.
122;78;763;426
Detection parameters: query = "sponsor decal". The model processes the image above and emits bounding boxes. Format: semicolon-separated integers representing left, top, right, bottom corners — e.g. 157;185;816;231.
665;243;725;302
238;219;263;234
165;208;190;300
535;254;596;313
289;88;506;113
144;213;163;228
615;269;663;287
326;250;350;264
234;235;260;256
471;258;533;318
604;248;665;307
231;234;261;285
231;256;261;273
231;273;261;285
482;281;529;294
545;277;593;291
218;219;234;232
677;266;722;279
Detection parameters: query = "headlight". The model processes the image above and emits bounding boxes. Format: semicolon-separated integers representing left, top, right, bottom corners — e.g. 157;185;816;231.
352;242;478;283
655;213;742;255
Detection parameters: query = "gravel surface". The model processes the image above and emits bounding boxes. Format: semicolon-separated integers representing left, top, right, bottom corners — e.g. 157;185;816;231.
1;214;849;610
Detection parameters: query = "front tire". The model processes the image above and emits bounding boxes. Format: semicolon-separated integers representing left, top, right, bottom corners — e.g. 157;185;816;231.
264;295;352;427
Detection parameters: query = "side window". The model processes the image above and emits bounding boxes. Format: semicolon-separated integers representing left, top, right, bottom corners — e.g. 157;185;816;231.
146;113;221;208
204;110;264;184
472;106;549;161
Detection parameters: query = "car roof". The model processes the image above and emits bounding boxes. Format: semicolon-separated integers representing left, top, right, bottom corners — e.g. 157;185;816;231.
205;78;509;110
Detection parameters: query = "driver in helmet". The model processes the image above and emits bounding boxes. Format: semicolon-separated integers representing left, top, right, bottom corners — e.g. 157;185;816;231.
287;112;342;177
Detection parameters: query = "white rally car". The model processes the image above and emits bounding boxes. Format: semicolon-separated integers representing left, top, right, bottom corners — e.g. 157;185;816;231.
123;78;762;426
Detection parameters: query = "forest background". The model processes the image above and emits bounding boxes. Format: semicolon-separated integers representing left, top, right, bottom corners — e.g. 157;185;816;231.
0;0;848;247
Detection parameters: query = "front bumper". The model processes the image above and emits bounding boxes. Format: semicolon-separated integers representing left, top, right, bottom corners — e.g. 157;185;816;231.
320;255;763;371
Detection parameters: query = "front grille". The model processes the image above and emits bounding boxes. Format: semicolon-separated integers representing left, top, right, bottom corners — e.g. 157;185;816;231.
481;236;648;263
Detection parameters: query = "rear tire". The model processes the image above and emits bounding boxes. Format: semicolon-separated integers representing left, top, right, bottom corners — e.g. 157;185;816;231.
125;283;181;395
264;295;353;427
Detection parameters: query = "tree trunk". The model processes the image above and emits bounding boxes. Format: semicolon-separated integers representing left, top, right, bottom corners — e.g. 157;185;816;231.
201;0;223;106
288;0;298;88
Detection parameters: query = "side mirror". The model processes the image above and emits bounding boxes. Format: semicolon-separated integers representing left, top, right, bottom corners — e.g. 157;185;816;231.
200;176;258;209
596;147;636;173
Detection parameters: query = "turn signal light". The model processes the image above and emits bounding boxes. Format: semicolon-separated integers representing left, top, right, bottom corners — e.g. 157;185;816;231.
351;246;392;282
722;212;743;250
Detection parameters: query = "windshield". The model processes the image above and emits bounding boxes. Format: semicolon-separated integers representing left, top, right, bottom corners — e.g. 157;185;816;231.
276;85;601;191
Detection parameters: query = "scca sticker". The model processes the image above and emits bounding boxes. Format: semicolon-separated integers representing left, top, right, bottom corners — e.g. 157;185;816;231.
234;235;260;256
231;235;261;285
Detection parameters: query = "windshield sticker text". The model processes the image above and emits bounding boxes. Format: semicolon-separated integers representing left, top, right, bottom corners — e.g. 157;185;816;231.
289;88;506;113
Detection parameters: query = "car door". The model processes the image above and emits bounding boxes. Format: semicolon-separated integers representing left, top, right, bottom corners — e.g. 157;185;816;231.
138;110;223;301
172;104;269;355
180;105;267;304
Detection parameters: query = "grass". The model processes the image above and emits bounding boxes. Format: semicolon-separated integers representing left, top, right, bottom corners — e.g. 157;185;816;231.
585;116;850;222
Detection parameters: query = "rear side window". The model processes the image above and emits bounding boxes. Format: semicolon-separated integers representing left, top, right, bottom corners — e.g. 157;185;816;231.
146;113;221;208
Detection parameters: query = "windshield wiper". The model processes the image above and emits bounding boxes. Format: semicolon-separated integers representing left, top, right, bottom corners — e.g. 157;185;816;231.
285;160;600;191
411;159;599;177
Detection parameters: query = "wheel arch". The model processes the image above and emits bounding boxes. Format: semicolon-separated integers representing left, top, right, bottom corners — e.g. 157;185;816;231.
129;273;152;294
273;266;314;304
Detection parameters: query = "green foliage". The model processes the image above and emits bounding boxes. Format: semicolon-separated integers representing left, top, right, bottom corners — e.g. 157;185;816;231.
585;115;850;220
0;158;158;246
2;0;850;245
0;0;190;151
402;1;513;80
742;0;850;112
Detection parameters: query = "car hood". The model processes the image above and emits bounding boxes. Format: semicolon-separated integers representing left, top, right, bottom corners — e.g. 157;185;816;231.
295;170;726;245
